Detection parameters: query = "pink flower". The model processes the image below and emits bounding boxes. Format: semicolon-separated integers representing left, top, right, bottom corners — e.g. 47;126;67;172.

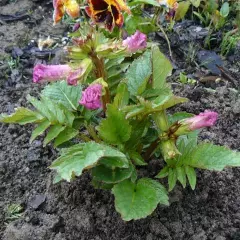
182;111;218;130
33;64;71;83
79;84;102;110
122;30;147;53
174;110;218;136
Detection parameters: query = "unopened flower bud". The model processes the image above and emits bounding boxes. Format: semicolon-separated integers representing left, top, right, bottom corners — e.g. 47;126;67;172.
174;110;218;136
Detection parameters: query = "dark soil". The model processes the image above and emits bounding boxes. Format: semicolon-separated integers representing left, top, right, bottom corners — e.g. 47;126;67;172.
0;1;240;240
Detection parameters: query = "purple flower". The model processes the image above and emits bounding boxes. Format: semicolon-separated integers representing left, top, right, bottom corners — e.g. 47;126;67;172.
79;84;102;110
182;111;218;130
122;30;147;53
33;64;71;83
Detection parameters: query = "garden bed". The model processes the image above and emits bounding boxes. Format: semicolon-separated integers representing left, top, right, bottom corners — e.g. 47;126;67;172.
0;0;240;239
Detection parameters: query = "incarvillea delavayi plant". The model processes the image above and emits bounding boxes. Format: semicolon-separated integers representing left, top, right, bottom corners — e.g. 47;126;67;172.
1;0;240;221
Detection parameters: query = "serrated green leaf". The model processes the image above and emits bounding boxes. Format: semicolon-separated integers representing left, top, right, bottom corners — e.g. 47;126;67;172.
98;104;132;145
91;178;114;190
27;95;55;122
30;120;51;143
92;164;133;184
107;62;130;79
54;127;79;147
50;142;129;181
126;51;152;96
152;46;173;89
184;166;196;190
112;178;169;221
129;151;147;166
176;166;187;188
186;143;240;171
113;82;130;109
0;107;44;125
43;125;66;146
42;81;82;111
41;96;66;125
125;119;147;150
168;168;177;191
155;166;169;178
99;156;129;168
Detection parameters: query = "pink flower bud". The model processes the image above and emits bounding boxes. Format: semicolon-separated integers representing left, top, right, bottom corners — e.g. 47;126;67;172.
33;64;71;83
182;111;218;130
79;84;102;110
122;30;147;53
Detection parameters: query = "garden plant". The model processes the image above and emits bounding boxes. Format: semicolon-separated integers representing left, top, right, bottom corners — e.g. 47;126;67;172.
1;0;240;221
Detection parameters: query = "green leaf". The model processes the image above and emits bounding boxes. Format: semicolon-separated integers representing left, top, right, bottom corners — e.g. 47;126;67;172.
184;166;196;190
92;164;133;184
54;127;79;147
99;156;129;168
50;142;129;181
126;51;152;96
27;95;55;122
42;80;82;111
91;178;114;190
186;143;240;171
0;107;44;125
175;1;191;21
112;178;169;221
168;112;194;125
168;168;177;191
130;0;159;7
113;83;130;109
176;166;187;188
98;104;132;145
190;0;201;7
152;46;173;89
125;119;147;151
41;96;66;125
43;125;66;146
30;120;51;143
220;2;230;18
129;151;147;166
155;166;169;178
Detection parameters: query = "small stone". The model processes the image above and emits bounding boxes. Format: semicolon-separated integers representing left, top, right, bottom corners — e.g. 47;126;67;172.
28;194;46;210
214;236;226;240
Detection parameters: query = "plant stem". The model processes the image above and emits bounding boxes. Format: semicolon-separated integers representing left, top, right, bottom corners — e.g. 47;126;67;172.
91;54;106;79
85;124;101;143
157;24;173;58
78;133;92;142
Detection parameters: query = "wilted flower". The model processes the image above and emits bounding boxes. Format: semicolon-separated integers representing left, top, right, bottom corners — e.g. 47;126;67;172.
79;84;102;110
33;64;71;83
174;110;218;136
122;30;147;53
53;0;80;25
85;0;130;32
